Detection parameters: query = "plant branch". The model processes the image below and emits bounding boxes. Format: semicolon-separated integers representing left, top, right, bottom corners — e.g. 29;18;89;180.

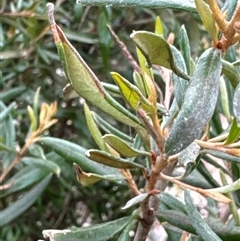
107;25;142;73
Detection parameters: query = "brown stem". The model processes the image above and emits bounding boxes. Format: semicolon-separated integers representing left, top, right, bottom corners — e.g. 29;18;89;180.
137;108;165;153
133;162;176;241
107;25;142;73
207;0;228;31
0;134;40;183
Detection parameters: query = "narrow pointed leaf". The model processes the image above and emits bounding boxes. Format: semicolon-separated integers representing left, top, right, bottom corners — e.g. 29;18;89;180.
220;78;231;121
131;31;190;80
165;48;222;155
0;86;27;102
77;0;197;12
1;166;49;198
201;149;240;163
111;72;156;114
185;189;222;241
103;134;150;158
155;16;164;36
222;60;240;89
52;216;133;241
0;102;15;122
233;83;240;125
84;102;109;152
86;149;145;169
74;163;125;186
22;157;61;177
93;112;132;142
171;45;188;108
179;25;191;74
40;137;121;175
158;192;187;214
133;71;147;97
136;47;153;87
158;210;240;241
122;193;148;210
225;117;240;144
47;4;143;131
207;178;240;194
194;0;218;41
0;174;52;226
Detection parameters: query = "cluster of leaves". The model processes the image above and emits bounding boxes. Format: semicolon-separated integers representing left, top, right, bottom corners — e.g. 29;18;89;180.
1;1;152;240
1;0;240;241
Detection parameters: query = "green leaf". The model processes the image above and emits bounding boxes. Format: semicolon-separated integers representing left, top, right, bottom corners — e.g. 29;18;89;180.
136;47;153;87
165;48;222;155
47;8;144;132
178;142;200;166
131;31;190;80
0;102;15;122
40;137;121;176
111;72;156;114
62;27;98;44
0;101;15;149
222;60;240;89
45;216;133;241
22;157;61;177
171;45;188;108
0;166;49;198
155;16;164;36
0;174;52;226
221;0;239;21
233;83;240;125
74;163;125;186
225;117;240;144
158;210;240;241
177;142;201;178
0;86;27;102
220;78;231;121
207;178;240;194
86;149;145;169
122;193;148;210
197;160;220;188
201;149;240;164
84;102;109;152
133;71;147;97
158;192;187;214
102;134;150;158
184;189;222;241
93;112;132;142
77;0;197;12
117;219;137;241
179;25;191;74
194;0;218;41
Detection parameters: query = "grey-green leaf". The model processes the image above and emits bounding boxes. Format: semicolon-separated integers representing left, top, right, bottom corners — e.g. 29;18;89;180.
103;134;150;158
184;189;222;241
233;83;240;125
86;149;145;169
122;193;148;210
40;137;120;176
131;31;190;80
49;216;133;241
0;174;52;226
77;0;197;12
165;48;222;155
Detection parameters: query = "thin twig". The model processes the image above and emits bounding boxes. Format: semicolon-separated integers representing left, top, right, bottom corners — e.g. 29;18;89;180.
107;25;142;73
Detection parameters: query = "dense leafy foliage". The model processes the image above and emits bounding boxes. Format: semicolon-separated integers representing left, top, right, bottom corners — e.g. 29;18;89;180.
1;0;240;241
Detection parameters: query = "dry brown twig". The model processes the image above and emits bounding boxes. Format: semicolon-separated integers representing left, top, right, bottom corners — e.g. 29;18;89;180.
0;102;58;184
